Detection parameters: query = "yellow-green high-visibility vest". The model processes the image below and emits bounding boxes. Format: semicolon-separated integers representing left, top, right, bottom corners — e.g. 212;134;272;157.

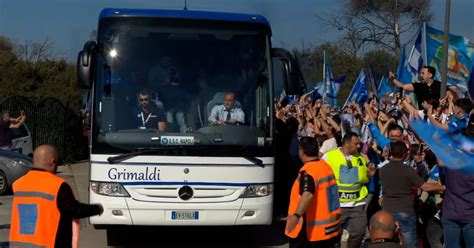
324;149;369;207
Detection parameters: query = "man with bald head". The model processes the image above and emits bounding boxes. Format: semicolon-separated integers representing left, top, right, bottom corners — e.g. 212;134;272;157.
10;145;103;248
208;92;245;125
369;210;403;247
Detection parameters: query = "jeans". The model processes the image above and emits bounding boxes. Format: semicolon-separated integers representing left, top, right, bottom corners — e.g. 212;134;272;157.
166;111;187;133
392;212;417;246
442;217;474;248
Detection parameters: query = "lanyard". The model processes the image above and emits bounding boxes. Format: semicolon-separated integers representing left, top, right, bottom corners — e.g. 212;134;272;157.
141;112;152;126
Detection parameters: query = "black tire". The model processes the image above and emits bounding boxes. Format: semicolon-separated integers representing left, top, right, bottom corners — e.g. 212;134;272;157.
0;170;9;195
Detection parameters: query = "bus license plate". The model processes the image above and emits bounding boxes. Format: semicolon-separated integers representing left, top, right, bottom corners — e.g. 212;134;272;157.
171;211;199;220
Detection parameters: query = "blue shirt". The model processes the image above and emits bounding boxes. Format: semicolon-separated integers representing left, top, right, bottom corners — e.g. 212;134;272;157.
368;121;390;148
208;105;245;124
448;114;469;134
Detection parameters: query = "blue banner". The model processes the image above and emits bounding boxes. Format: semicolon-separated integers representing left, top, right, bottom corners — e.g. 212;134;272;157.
377;76;397;98
397;46;416;84
344;69;368;108
425;25;473;92
410;119;474;174
323;53;345;106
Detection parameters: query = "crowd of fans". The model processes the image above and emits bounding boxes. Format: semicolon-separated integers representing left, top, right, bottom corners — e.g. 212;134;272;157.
275;66;474;248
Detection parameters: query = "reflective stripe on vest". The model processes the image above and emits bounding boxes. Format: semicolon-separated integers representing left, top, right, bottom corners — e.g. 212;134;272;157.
10;170;65;248
307;214;341;226
14;191;55;201
337;185;361;191
324;149;368;203
286;160;341;241
319;175;336;184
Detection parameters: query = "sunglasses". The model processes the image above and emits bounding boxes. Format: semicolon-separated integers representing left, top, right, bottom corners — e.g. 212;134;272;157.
140;98;149;102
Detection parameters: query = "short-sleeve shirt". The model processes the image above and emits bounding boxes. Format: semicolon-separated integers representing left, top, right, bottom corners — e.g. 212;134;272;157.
412;80;441;109
380;160;424;213
0;120;12;147
135;106;166;129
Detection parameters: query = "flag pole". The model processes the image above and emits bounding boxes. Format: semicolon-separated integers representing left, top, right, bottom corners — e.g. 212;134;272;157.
322;50;327;104
422;22;428;66
440;0;451;98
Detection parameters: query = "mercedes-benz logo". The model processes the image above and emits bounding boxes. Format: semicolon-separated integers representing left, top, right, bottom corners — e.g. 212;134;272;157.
178;186;193;201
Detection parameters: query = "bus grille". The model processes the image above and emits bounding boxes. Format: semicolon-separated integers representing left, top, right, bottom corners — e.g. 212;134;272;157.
126;185;243;203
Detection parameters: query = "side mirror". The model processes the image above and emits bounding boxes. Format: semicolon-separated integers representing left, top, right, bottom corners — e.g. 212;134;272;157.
271;48;306;96
77;40;97;89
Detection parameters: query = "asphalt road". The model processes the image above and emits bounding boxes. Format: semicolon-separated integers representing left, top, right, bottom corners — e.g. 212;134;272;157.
0;161;289;248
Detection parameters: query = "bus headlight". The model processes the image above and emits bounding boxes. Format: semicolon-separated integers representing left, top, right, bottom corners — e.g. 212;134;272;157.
91;181;130;197
240;183;273;198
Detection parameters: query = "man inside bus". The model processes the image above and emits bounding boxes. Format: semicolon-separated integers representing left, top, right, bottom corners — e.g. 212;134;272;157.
148;56;188;133
135;89;167;132
208;92;245;125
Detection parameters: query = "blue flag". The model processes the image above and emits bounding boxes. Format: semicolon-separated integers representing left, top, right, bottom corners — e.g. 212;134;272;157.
377;76;397;98
397;46;415;84
323;53;346;106
410;119;474;174
344;69;368;108
425;25;473;93
408;31;423;76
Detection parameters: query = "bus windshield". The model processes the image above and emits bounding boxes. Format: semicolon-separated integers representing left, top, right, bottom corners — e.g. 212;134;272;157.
92;17;272;152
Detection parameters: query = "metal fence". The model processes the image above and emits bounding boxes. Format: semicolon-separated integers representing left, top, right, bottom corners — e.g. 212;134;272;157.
0;96;87;161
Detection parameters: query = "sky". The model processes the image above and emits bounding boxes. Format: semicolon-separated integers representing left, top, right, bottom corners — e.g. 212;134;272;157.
0;0;473;62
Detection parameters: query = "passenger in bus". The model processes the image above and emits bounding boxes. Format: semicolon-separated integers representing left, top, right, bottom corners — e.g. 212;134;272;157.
148;56;187;133
208;92;245;125
135;89;166;132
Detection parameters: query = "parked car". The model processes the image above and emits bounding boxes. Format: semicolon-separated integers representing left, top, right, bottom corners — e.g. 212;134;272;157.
10;123;33;157
0;150;33;195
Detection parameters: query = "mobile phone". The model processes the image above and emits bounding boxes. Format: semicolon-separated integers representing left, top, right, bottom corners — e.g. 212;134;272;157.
398;87;404;96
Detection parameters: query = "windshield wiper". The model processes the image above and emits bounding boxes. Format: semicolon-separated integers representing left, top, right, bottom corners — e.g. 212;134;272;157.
242;155;264;167
240;147;264;167
107;148;159;164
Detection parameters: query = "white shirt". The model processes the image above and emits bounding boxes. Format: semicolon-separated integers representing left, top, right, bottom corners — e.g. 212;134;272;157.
319;138;337;154
208;105;245;124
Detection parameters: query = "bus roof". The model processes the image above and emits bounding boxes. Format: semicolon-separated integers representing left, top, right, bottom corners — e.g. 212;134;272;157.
99;8;270;27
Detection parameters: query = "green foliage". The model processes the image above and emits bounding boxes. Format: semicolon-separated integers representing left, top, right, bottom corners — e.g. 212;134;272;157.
0;36;82;111
0;35;86;163
294;43;397;105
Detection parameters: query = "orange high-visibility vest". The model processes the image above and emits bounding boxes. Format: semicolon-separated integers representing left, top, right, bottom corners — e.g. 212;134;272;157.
285;160;341;241
10;170;65;248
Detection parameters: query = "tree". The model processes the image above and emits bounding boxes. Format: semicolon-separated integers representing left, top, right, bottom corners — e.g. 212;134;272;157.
293;43;365;104
320;0;432;58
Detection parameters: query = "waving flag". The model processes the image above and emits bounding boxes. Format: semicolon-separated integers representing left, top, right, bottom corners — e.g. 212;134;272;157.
397;46;416;84
322;52;346;106
408;31;423;76
410;119;474;174
425;25;473;92
344;69;368;108
377;76;397;98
